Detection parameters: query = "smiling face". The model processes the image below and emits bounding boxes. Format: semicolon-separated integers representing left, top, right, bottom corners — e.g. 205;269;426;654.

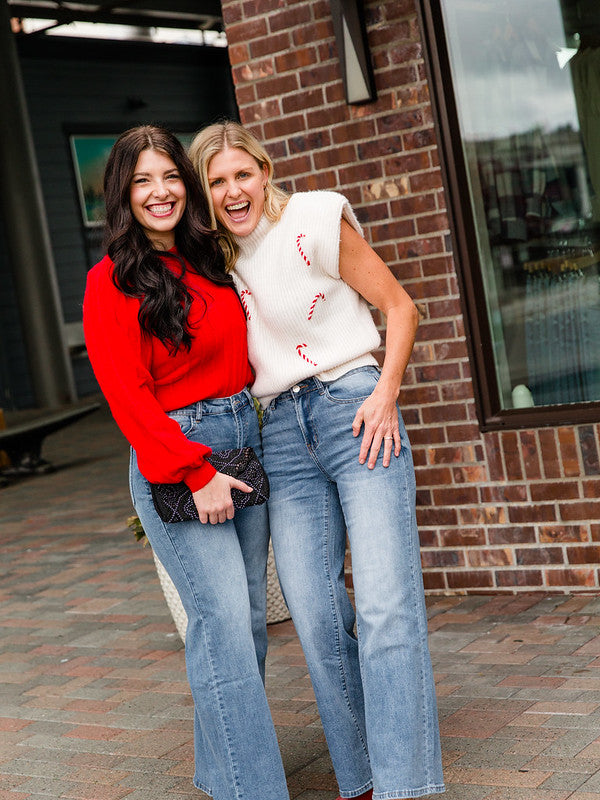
207;146;269;237
129;148;186;249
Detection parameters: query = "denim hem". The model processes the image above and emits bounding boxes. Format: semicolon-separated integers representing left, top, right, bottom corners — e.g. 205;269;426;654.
193;776;212;795
338;780;373;798
373;785;445;799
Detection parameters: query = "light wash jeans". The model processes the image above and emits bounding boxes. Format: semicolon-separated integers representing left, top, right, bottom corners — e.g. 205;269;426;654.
261;367;444;800
129;388;289;800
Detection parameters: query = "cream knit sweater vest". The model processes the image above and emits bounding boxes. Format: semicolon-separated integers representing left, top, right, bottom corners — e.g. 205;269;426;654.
233;191;380;407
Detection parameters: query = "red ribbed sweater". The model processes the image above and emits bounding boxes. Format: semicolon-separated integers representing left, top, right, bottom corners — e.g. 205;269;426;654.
83;252;252;491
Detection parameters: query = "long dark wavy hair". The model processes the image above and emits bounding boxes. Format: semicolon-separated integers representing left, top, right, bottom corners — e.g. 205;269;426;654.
103;125;232;353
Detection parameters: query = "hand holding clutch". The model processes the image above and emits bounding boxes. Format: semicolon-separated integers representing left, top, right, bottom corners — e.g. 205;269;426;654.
150;447;270;524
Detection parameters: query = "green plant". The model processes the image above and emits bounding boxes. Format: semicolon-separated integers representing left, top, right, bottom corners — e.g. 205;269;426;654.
127;514;148;545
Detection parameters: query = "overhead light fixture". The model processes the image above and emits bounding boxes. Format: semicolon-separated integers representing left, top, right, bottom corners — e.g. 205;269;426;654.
330;0;376;104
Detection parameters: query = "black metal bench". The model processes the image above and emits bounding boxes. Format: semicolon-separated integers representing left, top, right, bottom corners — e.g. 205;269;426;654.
0;402;100;480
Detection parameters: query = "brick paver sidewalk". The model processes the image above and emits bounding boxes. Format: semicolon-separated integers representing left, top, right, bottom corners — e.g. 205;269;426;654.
2;401;600;799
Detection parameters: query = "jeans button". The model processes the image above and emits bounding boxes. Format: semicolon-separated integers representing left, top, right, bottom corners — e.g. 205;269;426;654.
292;385;300;393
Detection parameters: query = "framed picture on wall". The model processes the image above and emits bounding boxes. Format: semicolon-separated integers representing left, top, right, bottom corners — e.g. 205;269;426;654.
69;135;116;227
69;132;196;227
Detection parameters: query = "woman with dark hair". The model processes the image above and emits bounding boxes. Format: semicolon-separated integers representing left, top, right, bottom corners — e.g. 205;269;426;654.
83;125;289;800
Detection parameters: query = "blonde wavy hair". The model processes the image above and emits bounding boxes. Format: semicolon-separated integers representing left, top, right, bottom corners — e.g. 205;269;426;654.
189;120;289;270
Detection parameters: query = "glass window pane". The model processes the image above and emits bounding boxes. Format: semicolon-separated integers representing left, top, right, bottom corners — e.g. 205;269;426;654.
440;0;600;409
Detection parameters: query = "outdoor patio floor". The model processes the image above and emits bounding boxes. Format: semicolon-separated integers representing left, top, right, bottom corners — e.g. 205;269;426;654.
2;401;600;800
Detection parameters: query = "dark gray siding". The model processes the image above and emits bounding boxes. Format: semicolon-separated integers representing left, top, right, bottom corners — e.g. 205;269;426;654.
0;223;34;408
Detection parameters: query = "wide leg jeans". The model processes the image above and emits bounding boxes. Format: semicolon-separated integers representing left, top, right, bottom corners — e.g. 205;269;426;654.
129;388;289;800
261;367;444;800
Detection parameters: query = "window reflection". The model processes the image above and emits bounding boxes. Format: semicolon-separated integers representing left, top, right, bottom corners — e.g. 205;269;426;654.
441;0;600;408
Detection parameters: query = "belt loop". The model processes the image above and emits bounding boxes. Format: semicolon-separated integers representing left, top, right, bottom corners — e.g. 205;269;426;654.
195;401;203;421
231;389;244;414
313;375;325;394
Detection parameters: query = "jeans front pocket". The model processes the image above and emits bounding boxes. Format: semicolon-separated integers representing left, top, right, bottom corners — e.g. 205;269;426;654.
321;366;381;404
167;410;195;437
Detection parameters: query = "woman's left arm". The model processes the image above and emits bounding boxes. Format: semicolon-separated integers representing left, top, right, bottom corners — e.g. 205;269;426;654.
338;218;419;469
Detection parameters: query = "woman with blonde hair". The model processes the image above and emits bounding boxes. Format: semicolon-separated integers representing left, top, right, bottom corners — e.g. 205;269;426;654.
189;121;445;800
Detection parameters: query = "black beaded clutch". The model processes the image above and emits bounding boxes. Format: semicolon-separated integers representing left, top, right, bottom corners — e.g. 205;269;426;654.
150;447;270;523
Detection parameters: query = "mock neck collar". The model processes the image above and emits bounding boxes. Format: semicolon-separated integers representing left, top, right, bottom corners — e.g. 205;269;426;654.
234;214;274;259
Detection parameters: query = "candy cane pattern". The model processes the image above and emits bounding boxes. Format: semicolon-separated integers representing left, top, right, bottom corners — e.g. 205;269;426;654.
239;289;252;320
295;233;311;266
307;292;325;320
296;343;317;366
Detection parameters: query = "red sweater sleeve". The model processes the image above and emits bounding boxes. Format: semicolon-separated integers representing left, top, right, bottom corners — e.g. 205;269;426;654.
83;258;216;491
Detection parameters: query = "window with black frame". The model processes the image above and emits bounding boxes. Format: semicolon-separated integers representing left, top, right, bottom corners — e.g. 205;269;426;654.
428;0;600;421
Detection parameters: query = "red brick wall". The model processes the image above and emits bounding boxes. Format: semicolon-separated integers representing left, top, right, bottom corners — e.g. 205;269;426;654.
220;0;600;593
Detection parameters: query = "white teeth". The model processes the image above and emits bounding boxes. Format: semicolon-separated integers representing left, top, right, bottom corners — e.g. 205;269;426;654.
147;204;172;214
226;202;249;211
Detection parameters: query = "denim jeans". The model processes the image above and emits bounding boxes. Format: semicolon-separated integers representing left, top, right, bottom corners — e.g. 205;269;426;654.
261;367;444;800
129;388;288;800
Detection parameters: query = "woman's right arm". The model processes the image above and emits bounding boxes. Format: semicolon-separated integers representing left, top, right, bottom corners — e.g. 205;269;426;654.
83;262;216;490
84;265;252;523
